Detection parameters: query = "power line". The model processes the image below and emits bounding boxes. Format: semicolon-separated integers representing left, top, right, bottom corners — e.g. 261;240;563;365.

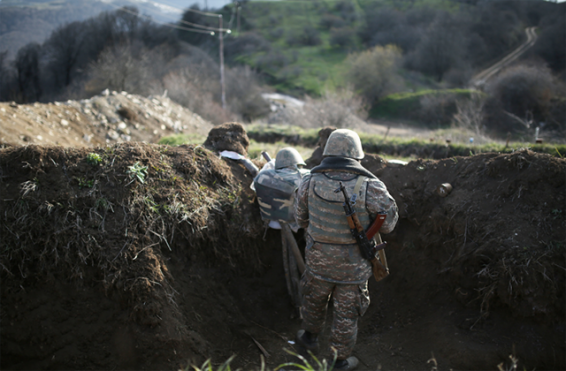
105;3;218;34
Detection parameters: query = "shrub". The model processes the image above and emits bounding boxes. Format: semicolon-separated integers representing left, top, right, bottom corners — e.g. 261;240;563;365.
255;50;290;71
345;45;403;104
280;89;367;129
224;32;271;62
418;92;460;127
484;64;565;137
320;14;346;30
286;26;322;47
329;27;356;49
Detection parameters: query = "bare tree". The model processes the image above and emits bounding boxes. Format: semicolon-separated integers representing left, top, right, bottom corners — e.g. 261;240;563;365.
86;42;152;95
453;92;486;137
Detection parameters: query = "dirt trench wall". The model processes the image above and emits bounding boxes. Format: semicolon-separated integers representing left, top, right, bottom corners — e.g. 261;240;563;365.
1;144;565;370
0;143;267;370
374;150;566;322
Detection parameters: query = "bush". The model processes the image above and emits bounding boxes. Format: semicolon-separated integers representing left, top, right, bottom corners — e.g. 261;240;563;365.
286;26;322;47
484;64;565;137
320;14;346;30
371;89;475;128
279;89;367;129
345;45;403;104
224;32;271;62
329;27;356;49
418;92;461;127
255;50;290;71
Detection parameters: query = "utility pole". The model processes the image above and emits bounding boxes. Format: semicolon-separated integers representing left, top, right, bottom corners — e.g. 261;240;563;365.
219;14;226;109
237;2;241;33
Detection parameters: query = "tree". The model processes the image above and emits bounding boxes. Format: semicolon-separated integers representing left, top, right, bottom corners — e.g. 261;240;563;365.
13;43;42;102
86;42;152;95
406;13;465;82
345;45;403;104
44;21;86;90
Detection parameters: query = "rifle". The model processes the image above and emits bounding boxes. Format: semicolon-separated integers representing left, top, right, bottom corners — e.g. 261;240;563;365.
335;182;389;282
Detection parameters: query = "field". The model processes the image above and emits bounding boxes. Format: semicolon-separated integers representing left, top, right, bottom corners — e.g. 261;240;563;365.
1;95;565;370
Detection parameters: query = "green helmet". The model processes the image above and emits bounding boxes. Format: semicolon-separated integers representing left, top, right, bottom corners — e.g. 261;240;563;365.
275;147;306;169
322;129;364;159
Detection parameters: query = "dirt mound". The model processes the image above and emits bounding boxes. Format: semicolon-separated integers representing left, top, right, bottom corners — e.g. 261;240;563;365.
203;122;251;156
1;142;564;370
0;90;213;148
0;143;265;370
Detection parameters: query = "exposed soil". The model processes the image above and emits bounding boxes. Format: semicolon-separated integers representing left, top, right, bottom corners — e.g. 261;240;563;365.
0;90;212;148
1;126;565;371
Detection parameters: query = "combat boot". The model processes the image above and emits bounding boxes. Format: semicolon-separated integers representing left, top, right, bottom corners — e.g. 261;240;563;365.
332;356;359;370
295;329;318;352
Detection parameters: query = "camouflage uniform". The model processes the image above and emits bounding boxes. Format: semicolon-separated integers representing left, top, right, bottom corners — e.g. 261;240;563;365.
295;171;398;359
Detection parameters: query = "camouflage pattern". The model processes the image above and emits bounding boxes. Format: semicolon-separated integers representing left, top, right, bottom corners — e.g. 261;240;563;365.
307;173;371;245
275;147;306;169
295;169;398;360
300;270;370;360
296;172;398;283
322;129;364;160
254;168;309;223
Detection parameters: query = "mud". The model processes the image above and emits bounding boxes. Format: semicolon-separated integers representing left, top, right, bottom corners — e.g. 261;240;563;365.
0;139;565;370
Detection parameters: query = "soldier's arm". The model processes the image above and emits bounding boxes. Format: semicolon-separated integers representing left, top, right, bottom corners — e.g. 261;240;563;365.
366;178;399;234
294;173;311;229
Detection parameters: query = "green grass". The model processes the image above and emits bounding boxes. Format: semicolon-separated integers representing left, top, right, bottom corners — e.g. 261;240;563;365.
245;125;566;160
230;0;466;96
158;133;207;146
370;89;478;121
161;126;565;161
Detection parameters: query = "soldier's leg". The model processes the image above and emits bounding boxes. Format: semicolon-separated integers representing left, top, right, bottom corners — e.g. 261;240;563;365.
329;281;370;360
300;271;334;334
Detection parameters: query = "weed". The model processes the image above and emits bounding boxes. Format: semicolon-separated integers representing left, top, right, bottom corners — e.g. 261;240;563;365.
143;197;159;213
551;209;563;219
86;153;103;166
77;177;95;189
20;179;38;197
127;162;148;184
95;198;114;212
275;348;336;371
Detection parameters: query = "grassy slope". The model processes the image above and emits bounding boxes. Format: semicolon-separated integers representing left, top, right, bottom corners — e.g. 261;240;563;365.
235;0;463;96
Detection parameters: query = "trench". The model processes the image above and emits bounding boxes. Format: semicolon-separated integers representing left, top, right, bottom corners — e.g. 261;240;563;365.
1;146;564;371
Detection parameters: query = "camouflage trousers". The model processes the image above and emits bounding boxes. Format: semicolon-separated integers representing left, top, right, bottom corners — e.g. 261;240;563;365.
299;270;370;359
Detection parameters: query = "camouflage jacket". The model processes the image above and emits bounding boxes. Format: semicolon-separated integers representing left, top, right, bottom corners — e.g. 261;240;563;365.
295;171;398;284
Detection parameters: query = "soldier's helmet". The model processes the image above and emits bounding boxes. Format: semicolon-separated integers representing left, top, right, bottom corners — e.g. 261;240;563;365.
275;147;306;169
322;129;364;159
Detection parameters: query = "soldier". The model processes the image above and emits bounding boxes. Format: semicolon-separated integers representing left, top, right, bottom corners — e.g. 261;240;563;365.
294;129;398;370
253;147;310;308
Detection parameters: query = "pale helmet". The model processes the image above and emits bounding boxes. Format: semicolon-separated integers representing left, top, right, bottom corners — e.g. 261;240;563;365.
322;129;364;159
275;147;306;169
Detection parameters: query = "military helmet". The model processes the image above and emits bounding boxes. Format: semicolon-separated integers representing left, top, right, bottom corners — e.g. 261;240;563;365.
322;129;364;159
275;147;306;169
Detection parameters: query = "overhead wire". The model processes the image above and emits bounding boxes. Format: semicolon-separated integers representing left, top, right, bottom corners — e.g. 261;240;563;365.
104;1;229;35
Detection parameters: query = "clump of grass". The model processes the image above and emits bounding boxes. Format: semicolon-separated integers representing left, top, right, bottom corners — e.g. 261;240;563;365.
127;162;148;184
86;152;102;166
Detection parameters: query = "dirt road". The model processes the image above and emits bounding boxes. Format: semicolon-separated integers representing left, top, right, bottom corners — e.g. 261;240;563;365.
470;27;538;87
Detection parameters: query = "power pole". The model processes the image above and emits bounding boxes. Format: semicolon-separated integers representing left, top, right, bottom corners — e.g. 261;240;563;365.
219;14;226;109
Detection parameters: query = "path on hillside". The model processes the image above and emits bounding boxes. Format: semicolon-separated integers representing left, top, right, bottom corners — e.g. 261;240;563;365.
470;27;538;87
